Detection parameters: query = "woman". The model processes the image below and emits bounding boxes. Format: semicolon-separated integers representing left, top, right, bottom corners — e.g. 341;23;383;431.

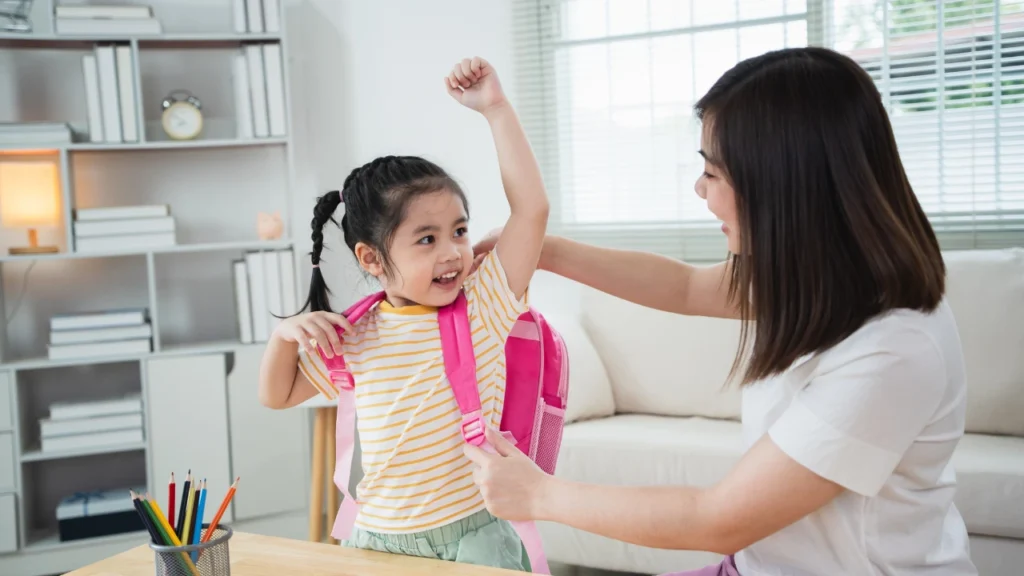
466;47;977;575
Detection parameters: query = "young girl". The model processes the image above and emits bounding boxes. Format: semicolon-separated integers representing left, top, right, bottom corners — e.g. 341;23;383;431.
257;57;547;572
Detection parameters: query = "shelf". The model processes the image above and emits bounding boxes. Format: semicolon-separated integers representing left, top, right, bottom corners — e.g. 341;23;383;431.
0;32;282;48
2;340;264;371
21;442;146;463
0;137;288;153
0;238;293;263
24;528;149;553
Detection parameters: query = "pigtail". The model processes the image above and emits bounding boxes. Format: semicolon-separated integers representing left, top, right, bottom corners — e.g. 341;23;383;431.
297;189;343;314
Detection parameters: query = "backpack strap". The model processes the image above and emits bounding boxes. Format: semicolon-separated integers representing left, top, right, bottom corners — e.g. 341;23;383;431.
317;292;386;542
437;291;552;574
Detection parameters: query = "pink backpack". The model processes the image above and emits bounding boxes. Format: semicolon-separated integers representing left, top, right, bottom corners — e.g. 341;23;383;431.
317;290;569;574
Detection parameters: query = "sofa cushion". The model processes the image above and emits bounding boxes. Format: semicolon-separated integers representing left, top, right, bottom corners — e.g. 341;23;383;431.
581;287;742;420
943;248;1024;436
542;415;744;573
543;313;616;424
951;432;1024;539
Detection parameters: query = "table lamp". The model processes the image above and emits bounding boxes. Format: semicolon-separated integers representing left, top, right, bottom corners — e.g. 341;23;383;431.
0;159;61;255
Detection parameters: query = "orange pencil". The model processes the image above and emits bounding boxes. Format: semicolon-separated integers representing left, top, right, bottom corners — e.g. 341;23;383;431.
201;477;239;543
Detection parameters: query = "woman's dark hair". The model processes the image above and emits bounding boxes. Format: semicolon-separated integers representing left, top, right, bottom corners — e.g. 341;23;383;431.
298;155;468;314
694;47;945;385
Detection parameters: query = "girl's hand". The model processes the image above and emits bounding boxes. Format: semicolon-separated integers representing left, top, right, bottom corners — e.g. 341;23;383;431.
445;57;508;117
273;312;354;359
464;427;551;522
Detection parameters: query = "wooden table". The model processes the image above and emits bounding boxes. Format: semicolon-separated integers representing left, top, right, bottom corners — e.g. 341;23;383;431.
64;531;521;575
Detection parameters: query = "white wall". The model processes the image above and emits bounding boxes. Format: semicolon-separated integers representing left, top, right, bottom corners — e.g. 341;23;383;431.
286;0;524;309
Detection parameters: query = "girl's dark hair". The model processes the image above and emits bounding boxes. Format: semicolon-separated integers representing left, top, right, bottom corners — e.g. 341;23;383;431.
694;47;945;385
298;155;468;314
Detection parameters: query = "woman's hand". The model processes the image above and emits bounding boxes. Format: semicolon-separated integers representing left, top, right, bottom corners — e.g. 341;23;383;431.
464;427;552;522
272;311;354;359
445;57;508;117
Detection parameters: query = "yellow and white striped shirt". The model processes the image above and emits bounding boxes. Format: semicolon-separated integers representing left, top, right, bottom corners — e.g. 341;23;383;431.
298;252;528;533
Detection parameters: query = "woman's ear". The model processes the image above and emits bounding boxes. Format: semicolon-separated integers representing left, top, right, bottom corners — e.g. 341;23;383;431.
354;242;384;277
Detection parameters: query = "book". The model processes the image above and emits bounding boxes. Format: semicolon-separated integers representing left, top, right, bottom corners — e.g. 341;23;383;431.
246;251;269;341
278;249;297;314
246;0;264;33
263;250;282;332
82;55;105;142
245;45;270;138
50;323;153;346
48;338;152;361
263;0;281;33
95;45;122;143
233;260;254;344
233;0;247;33
0;122;72;143
41;412;144;438
50;308;147;332
74;216;175;237
263;43;287;137
50;394;143;421
115;45;138;142
42;427;144;452
75;231;176;253
55;5;153;19
75;204;169;221
232;52;254;139
56;18;162;35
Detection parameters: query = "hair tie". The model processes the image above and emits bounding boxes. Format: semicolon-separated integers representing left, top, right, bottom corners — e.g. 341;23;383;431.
312;264;319;268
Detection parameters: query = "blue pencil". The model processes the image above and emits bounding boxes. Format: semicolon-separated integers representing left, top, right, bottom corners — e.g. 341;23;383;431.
191;479;207;563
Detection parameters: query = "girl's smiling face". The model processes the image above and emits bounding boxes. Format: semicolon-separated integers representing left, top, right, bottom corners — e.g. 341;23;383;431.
695;127;741;255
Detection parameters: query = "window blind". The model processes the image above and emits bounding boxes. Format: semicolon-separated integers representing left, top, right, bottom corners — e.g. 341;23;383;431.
512;0;1024;259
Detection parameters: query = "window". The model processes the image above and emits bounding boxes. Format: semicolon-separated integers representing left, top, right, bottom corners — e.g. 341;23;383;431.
512;1;1024;259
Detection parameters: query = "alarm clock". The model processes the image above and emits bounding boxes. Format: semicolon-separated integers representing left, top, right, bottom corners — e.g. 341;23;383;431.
161;90;203;140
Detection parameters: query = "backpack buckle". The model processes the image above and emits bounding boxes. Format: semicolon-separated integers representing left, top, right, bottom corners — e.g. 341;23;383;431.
461;413;485;446
329;369;355;391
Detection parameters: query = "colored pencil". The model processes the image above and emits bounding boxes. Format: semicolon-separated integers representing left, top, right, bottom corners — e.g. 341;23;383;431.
191;480;207;563
129;491;161;545
168;472;176;529
201;477;238;543
145;493;201;576
175;471;191;540
187;484;199;553
182;479;196;546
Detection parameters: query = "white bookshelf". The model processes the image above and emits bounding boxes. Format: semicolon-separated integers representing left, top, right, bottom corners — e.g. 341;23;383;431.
0;1;311;573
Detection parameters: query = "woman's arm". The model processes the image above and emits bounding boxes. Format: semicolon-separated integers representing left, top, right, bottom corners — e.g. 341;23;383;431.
447;57;548;300
465;428;843;555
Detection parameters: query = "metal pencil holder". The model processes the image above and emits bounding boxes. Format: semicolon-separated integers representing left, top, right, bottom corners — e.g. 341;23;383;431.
149;525;232;576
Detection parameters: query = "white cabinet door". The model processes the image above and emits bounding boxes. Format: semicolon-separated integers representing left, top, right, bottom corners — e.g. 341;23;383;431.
146;354;233;525
226;345;307;520
0;493;16;553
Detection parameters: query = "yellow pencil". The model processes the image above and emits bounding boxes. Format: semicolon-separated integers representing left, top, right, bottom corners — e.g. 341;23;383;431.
145;494;201;576
182;481;196;542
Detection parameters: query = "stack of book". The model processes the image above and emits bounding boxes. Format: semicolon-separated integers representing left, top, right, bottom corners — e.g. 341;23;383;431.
40;394;144;453
232;43;288;139
233;249;297;343
0;122;72;147
233;0;282;33
48;308;153;360
81;43;140;144
73;205;176;253
55;4;162;36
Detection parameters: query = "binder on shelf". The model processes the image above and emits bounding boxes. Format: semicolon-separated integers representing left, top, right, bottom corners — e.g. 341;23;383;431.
82;54;105;143
233;0;248;34
263;250;283;332
115;45;139;142
95;45;123;143
233;53;255;139
245;45;270;138
263;0;281;33
47;338;152;361
278;249;297;315
233;260;254;344
246;251;269;342
246;0;264;33
49;394;143;421
41;412;144;438
42;428;144;453
51;309;148;332
50;324;153;346
263;43;287;137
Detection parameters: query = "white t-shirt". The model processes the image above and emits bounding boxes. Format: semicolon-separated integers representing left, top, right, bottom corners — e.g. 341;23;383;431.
735;300;977;576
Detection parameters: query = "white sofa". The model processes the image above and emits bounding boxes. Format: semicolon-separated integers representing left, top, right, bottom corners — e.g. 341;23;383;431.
540;248;1024;576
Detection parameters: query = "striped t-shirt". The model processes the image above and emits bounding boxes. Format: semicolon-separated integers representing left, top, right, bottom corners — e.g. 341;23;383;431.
298;251;528;534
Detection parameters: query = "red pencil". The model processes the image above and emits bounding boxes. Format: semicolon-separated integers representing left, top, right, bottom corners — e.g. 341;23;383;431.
168;472;176;528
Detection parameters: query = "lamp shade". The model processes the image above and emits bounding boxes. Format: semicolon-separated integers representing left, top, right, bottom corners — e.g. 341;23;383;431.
0;160;61;228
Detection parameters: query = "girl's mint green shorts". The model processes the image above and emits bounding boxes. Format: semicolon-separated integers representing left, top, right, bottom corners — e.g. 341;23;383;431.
342;509;531;572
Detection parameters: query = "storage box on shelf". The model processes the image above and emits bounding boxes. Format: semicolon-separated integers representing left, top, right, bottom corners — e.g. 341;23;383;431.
0;2;310;574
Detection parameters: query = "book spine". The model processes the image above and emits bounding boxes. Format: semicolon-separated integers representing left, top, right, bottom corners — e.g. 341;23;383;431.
245;45;270;138
234;261;254;344
246;0;265;33
263;43;287;137
233;52;255;139
82;55;105;143
115;46;139;142
246;252;269;341
263;251;283;333
233;0;248;33
95;45;123;143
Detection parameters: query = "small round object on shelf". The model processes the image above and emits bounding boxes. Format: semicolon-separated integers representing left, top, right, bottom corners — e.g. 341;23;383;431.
160;90;203;140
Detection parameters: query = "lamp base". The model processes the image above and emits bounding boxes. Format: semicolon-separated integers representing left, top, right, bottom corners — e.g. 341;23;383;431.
9;245;59;255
